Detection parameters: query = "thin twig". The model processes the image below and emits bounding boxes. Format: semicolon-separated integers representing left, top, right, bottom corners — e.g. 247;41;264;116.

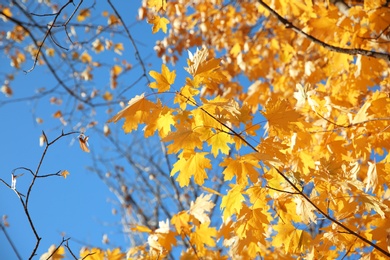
25;0;76;73
0;223;23;260
106;0;150;84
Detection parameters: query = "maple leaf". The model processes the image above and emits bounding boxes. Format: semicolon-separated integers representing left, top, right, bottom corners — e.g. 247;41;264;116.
143;105;175;138
148;219;177;253
185;48;221;78
148;15;170;34
171;152;212;187
262;97;302;135
220;154;260;186
147;0;167;11
40;245;65;260
221;184;245;220
272;222;311;254
207;131;233;157
190;222;217;256
149;64;176;92
61;170;70;179
105;248;126;260
108;94;157;133
189;193;215;223
79;248;104;260
171;212;191;235
184;48;225;91
163;125;203;154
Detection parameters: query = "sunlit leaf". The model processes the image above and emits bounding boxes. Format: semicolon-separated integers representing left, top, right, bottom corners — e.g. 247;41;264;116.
148;15;169;34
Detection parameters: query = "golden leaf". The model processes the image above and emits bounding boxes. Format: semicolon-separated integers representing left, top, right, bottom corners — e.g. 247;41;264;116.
171;152;212;187
40;245;65;260
61;170;70;179
147;0;167;11
77;9;90;22
148;15;169;34
149;64;176;92
221;184;245;220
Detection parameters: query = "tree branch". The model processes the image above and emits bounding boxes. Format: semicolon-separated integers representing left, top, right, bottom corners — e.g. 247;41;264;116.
181;92;390;257
256;0;390;61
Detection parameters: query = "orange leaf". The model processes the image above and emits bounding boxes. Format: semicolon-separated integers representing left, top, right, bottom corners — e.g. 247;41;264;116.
78;134;90;153
77;9;90;22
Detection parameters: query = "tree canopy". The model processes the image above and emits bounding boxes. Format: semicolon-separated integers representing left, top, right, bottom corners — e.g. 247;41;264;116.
1;0;390;259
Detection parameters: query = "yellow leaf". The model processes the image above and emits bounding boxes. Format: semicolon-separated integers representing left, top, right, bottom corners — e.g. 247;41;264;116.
171;212;191;235
80;51;92;63
221;184;245;220
132;225;152;233
171;152;212;187
147;0;167;11
148;15;169;33
105;248;126;260
220;154;260;186
39;245;65;260
108;15;120;26
103;91;113;101
190;222;217;256
79;248;104;260
108;93;158;133
148;219;177;253
189;193;215;223
1;84;12;97
352;99;374;124
143;106;175;138
201;186;223;197
92;39;104;53
61;170;70;179
149;64;176;92
45;48;55;57
1;8;12;21
272;222;311;254
163;125;203;154
111;65;122;76
364;0;386;10
114;43;124;55
262;97;302;135
77;9;90;22
207;131;233;157
185;48;221;78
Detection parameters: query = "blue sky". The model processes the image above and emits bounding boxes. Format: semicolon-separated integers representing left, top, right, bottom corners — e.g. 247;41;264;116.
0;0;169;258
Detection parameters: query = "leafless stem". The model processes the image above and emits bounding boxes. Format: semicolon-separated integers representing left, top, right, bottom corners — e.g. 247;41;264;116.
0;223;22;260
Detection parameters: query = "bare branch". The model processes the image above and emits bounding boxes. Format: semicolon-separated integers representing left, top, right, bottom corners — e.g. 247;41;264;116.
0;223;23;260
